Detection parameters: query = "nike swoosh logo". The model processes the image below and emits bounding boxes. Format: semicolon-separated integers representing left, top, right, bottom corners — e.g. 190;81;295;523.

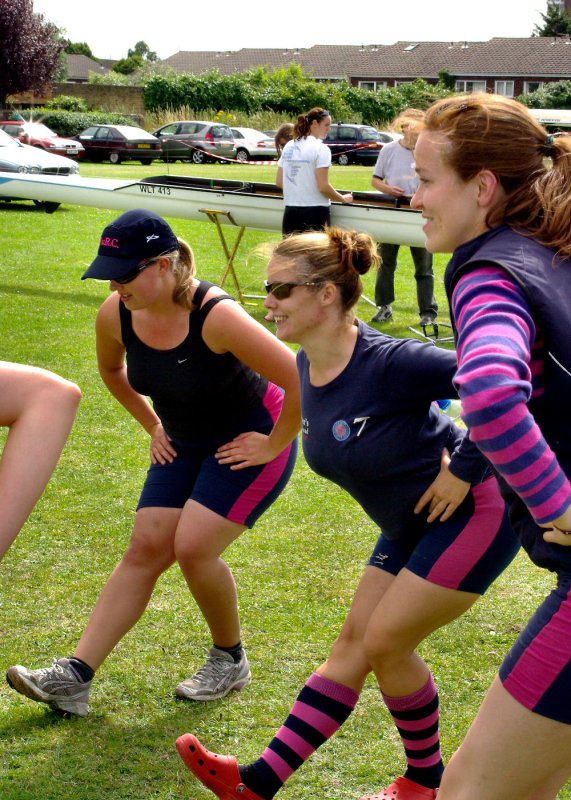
178;358;188;364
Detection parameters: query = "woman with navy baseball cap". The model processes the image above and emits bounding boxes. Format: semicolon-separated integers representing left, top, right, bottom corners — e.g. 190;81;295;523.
7;209;300;716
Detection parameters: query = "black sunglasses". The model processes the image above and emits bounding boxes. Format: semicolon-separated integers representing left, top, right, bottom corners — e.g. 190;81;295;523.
264;280;321;299
114;258;158;285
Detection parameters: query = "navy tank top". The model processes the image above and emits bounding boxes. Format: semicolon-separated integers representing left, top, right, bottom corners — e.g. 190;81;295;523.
119;280;268;440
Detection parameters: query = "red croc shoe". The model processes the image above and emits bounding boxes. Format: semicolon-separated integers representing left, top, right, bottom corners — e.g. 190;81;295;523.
360;776;439;800
175;733;264;800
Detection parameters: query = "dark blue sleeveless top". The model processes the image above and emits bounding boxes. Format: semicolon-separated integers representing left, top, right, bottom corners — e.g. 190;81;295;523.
119;280;267;440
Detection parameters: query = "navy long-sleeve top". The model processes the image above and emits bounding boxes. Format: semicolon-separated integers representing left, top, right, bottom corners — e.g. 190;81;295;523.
297;320;490;540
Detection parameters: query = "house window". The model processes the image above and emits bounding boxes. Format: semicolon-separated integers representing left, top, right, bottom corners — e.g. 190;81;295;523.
395;81;413;87
455;80;487;93
524;81;543;94
495;81;514;97
358;80;387;91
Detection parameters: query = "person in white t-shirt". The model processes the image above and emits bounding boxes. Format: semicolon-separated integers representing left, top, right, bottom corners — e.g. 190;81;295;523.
371;109;438;327
276;107;353;236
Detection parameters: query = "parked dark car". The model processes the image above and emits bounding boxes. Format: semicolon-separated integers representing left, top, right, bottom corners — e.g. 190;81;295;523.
75;125;162;164
324;124;385;165
152;121;236;164
0;121;85;159
0;129;79;212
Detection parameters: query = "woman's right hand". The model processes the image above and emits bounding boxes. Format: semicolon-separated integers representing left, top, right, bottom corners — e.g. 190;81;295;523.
149;422;177;465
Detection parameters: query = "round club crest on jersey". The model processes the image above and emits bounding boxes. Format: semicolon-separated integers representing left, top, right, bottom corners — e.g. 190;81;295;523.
332;420;350;441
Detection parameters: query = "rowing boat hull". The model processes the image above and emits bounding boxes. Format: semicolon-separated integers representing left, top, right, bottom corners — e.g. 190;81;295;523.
0;172;426;246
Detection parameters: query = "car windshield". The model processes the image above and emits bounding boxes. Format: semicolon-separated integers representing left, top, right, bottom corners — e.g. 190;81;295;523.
24;123;57;137
0;129;20;148
361;127;381;141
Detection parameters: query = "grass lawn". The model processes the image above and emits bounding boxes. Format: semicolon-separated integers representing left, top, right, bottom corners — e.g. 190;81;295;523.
0;162;567;800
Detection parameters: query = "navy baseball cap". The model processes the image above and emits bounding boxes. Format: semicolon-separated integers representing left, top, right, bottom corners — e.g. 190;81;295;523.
82;209;179;280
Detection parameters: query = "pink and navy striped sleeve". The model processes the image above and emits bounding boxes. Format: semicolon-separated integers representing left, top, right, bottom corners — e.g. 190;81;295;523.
451;265;571;525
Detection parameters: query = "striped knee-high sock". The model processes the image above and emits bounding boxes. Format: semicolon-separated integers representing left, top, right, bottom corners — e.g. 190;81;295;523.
382;674;444;790
239;673;359;800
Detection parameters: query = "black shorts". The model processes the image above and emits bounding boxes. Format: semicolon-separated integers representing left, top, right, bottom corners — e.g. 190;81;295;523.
282;205;330;236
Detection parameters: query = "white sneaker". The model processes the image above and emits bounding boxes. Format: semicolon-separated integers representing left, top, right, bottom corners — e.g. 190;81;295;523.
175;646;251;701
6;657;91;716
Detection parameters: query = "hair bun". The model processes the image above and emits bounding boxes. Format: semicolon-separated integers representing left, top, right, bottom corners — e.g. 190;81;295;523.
327;227;377;276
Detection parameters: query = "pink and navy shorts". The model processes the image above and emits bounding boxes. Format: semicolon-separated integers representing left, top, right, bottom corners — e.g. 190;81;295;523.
499;571;571;724
137;382;297;528
367;476;520;595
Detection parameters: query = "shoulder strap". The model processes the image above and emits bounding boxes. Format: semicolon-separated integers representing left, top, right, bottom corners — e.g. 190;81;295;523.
118;296;133;344
193;280;234;319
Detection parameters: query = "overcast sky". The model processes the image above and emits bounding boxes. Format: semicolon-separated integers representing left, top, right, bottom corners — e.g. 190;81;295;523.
33;0;548;62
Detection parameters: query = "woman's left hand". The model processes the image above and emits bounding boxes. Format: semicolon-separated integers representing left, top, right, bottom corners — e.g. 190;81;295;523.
541;507;571;545
414;448;471;522
542;527;571;546
216;431;279;470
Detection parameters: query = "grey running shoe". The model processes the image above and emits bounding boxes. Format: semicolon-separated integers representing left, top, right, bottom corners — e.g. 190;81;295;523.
371;304;392;323
6;657;91;716
175;646;251;701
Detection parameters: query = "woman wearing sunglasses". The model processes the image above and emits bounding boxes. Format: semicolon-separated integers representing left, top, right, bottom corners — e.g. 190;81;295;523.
7;209;299;716
276;107;353;236
176;227;519;800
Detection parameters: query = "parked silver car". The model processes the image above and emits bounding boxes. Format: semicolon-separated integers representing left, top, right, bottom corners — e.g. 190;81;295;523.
152;120;236;164
230;127;277;161
0;129;79;212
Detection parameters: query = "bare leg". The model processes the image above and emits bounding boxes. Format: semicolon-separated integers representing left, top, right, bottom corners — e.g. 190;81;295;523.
0;362;80;561
317;565;395;691
364;567;479;696
74;506;180;669
362;568;480;792
174;500;246;647
438;677;571;800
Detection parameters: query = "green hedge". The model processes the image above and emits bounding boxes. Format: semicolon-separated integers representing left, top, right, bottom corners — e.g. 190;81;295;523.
143;68;454;127
518;79;571;109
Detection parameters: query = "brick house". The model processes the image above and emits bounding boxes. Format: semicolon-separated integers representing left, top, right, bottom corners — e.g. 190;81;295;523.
161;37;571;98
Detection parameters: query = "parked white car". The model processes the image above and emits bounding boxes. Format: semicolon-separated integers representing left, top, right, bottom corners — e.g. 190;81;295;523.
230;128;277;161
0;128;79;212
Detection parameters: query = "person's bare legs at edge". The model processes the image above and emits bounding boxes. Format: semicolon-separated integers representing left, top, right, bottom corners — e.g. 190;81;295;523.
0;361;81;562
436;677;571;800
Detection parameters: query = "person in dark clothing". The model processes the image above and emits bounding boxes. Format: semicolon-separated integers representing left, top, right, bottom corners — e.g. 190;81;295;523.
176;227;519;800
7;209;300;716
408;92;571;800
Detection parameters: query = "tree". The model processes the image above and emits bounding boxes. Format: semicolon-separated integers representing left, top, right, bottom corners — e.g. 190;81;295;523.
438;68;457;91
65;41;98;61
127;40;158;62
0;0;65;106
533;3;571;36
112;54;144;75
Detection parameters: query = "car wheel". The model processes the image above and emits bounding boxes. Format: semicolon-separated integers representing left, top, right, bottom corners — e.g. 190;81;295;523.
236;148;249;163
109;152;121;164
337;153;350;166
191;149;206;164
33;200;60;213
140;158;154;165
